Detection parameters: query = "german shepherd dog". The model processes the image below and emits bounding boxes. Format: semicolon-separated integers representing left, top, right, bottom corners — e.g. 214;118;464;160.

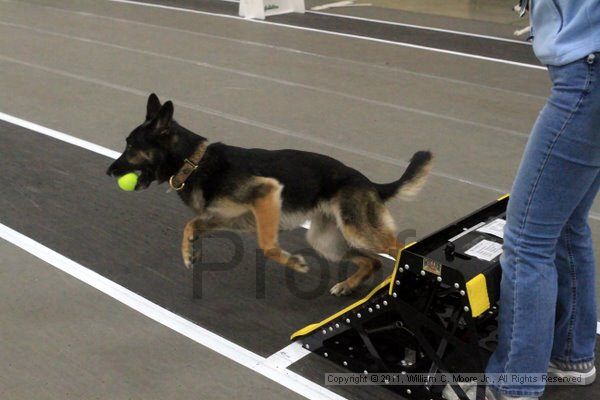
107;94;432;296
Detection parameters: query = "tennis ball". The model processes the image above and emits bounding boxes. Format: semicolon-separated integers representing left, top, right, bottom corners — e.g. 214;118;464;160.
117;172;138;191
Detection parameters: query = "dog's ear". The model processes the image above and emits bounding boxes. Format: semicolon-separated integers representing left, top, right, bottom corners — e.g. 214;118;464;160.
150;101;174;135
146;93;162;121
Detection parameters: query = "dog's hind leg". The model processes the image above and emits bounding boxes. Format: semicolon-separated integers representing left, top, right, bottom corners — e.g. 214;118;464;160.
249;178;308;273
306;212;349;262
324;190;401;295
334;190;401;258
330;252;383;296
306;212;383;296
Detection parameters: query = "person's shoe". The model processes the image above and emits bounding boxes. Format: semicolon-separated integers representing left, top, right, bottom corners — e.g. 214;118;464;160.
547;360;596;386
442;384;538;400
485;387;537;400
441;382;478;400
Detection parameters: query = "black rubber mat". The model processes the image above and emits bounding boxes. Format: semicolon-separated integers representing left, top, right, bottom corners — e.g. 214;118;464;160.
0;121;394;357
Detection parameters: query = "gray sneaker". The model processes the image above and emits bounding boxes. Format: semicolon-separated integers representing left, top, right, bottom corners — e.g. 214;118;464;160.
442;384;537;400
548;359;596;386
485;387;537;400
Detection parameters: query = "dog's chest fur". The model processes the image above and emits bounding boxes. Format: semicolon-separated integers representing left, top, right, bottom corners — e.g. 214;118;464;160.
189;189;206;212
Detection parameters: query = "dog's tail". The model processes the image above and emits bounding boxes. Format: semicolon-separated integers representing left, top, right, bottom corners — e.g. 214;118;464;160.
375;151;433;201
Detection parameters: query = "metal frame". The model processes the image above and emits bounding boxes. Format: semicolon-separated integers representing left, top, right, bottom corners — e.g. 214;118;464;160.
291;197;509;399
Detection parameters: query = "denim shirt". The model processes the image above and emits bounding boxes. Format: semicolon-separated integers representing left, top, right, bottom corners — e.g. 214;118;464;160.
530;0;600;66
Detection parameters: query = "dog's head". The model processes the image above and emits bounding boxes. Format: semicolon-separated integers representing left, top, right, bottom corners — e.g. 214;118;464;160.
107;93;199;190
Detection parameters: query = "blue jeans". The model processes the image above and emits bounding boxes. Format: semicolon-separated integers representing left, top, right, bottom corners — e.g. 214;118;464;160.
486;53;600;397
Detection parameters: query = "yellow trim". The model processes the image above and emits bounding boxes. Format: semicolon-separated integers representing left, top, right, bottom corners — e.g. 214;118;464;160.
497;193;510;201
290;277;392;341
466;274;490;318
388;248;402;296
290;242;418;341
388;242;417;295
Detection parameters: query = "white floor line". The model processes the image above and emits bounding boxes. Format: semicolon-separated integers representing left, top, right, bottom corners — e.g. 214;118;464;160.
265;342;312;369
0;111;120;159
104;0;546;71
0;223;343;400
200;0;531;45
307;11;531;45
9;0;546;101
0;21;528;139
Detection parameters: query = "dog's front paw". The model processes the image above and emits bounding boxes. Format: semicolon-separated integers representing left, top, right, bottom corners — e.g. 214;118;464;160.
330;281;352;296
182;253;195;269
181;239;197;270
287;254;309;273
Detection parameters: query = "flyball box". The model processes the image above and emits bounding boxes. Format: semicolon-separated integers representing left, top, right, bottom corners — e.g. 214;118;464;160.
291;195;509;400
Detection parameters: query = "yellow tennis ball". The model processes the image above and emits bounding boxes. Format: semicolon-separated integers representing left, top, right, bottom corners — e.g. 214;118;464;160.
117;172;138;191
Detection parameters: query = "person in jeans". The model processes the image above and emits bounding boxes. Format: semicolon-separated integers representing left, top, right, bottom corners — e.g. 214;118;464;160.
485;1;600;399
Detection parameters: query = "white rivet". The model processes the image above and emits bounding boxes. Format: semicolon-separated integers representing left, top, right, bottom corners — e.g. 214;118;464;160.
368;307;373;313
383;301;388;306
454;283;460;289
346;318;351;323
305;344;310;349
437;276;442;282
392;292;398;298
329;326;333;331
363;370;368;374
335;323;340;328
357;313;362;318
460;290;466;296
322;329;327;334
404;264;410;270
407;389;412;395
420;270;426;276
399;268;404;273
401;360;407;366
324;352;328;357
375;304;380;309
464;306;470;312
343;361;348;366
396;280;401;285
